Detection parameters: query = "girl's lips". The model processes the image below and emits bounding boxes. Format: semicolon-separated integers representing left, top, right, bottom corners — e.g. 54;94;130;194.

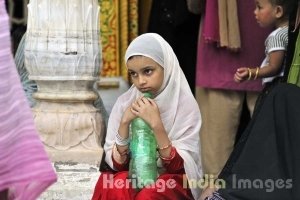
140;88;151;92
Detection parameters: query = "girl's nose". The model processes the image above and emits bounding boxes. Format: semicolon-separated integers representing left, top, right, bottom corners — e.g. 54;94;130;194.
254;9;257;16
138;76;146;85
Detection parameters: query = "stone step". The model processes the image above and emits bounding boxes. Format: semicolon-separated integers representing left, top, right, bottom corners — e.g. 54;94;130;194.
38;162;101;200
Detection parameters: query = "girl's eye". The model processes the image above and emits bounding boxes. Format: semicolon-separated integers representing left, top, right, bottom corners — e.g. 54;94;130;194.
129;71;137;77
256;4;262;9
144;69;153;75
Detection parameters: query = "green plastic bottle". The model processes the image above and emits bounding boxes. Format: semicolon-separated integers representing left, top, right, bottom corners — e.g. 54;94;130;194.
129;92;158;190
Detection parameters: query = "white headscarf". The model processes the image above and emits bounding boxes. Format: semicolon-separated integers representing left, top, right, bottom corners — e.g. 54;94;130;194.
104;33;202;199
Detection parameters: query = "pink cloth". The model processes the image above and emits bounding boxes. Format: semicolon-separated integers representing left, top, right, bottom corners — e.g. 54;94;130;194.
202;0;219;43
0;2;57;199
196;1;272;91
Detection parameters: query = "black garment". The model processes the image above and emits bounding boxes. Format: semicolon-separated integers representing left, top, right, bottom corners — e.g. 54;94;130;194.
148;0;200;94
218;83;300;200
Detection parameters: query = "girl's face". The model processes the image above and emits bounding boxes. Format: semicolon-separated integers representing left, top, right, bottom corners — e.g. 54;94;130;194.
254;0;281;28
127;56;164;96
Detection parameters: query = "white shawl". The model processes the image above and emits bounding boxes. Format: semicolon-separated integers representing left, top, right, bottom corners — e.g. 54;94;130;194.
104;33;202;199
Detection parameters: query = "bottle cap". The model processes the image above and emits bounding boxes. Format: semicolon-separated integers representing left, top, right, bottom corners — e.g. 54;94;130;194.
143;92;153;99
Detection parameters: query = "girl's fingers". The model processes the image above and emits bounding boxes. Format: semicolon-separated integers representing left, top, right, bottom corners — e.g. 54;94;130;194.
131;102;139;112
140;97;147;104
130;107;139;115
137;97;152;107
234;74;242;82
137;97;146;105
147;98;157;107
142;96;152;105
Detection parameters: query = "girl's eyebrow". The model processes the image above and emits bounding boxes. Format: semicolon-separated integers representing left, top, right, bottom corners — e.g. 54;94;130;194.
143;65;155;69
128;63;158;72
128;65;155;72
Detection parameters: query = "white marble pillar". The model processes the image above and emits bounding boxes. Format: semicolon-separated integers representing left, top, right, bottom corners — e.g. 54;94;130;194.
25;0;104;164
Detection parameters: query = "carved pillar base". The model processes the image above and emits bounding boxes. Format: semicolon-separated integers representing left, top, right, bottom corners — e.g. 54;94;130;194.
45;146;103;165
32;99;105;165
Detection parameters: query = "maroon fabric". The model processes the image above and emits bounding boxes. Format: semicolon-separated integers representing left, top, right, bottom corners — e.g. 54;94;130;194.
91;172;193;200
92;149;192;200
112;148;185;173
111;154;130;172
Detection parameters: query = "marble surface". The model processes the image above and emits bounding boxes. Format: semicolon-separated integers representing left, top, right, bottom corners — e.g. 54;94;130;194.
38;163;100;200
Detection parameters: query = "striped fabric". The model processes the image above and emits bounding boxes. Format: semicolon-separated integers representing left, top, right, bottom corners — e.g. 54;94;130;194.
265;26;288;54
0;1;57;199
205;192;226;200
262;26;288;84
14;34;37;108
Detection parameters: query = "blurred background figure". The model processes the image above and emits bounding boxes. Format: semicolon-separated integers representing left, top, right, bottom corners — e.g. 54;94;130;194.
195;0;271;179
0;1;57;199
147;0;201;94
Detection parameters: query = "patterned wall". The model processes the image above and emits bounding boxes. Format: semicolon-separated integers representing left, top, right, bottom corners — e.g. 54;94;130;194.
99;0;138;80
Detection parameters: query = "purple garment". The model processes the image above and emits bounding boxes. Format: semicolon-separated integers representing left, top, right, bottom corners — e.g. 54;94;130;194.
196;1;271;91
202;0;219;43
0;1;57;199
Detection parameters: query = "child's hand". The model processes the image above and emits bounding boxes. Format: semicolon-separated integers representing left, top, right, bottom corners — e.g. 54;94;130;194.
234;67;249;82
122;105;137;125
131;96;161;128
199;185;217;200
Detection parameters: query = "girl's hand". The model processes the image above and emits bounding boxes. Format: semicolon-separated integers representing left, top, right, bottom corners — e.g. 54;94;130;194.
131;97;170;154
121;105;137;125
131;96;161;129
119;103;138;139
199;186;217;200
234;67;249;82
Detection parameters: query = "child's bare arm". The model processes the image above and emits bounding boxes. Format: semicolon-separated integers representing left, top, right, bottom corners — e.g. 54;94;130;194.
234;50;285;82
256;50;285;78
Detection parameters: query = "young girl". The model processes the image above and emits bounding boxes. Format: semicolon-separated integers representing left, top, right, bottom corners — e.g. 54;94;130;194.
234;0;291;84
91;33;202;200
